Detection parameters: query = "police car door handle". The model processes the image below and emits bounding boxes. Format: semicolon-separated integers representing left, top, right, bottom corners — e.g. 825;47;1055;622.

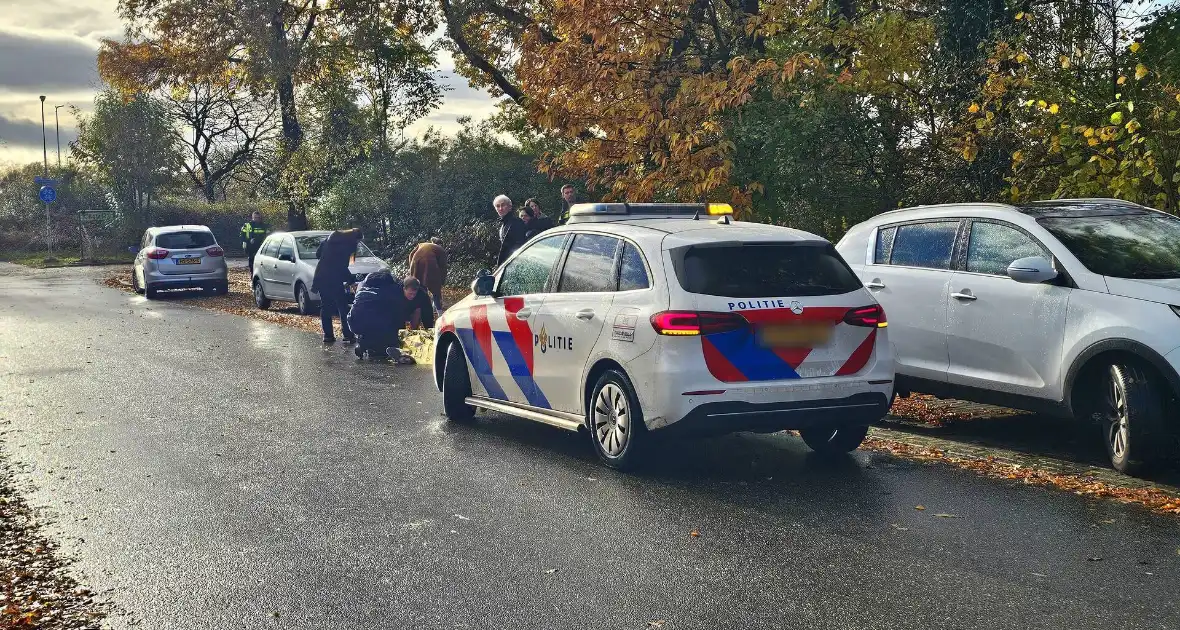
515;308;532;320
865;280;885;289
575;309;595;321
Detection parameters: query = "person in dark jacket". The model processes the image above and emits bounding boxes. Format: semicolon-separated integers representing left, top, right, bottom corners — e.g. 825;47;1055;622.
349;274;435;362
397;276;436;331
348;270;402;361
240;211;269;273
558;184;576;225
520;198;555;239
494;194;528;267
311;228;362;344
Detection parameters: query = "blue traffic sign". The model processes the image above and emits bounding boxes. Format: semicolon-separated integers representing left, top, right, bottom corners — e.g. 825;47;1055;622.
34;176;59;186
39;185;57;203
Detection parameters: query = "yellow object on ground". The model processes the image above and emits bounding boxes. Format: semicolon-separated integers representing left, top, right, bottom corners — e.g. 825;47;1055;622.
399;329;436;365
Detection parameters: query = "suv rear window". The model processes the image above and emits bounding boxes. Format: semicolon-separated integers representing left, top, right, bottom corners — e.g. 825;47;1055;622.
675;243;862;298
156;231;215;249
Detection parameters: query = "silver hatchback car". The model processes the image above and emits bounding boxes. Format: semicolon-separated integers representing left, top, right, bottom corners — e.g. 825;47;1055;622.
132;225;229;299
251;230;391;315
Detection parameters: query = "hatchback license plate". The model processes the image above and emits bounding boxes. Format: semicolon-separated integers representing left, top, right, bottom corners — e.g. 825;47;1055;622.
758;324;832;348
177;257;201;265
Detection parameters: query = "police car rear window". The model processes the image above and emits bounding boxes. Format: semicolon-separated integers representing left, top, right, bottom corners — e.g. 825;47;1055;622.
675;243;862;298
156;231;215;249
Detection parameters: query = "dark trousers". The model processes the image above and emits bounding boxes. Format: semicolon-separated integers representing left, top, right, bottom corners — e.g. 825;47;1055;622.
358;330;398;357
319;283;353;340
247;248;259;273
430;291;443;313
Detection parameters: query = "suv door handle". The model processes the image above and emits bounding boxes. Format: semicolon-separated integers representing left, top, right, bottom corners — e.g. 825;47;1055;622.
515;308;532;320
865;280;885;289
951;291;977;301
575;309;595;321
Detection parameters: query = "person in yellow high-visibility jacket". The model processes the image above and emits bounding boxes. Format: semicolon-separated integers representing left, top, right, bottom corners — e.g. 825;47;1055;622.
240;211;270;273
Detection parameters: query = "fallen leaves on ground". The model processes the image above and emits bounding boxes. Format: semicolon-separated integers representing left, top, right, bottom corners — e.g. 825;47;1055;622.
0;462;107;628
888;394;1019;427
863;437;1180;516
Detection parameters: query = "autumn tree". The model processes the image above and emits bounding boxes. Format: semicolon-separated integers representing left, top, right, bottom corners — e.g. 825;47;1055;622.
107;0;440;228
71;90;180;226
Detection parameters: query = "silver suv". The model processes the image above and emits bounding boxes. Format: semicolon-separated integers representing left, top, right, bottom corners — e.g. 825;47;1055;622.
836;199;1180;474
132;225;228;298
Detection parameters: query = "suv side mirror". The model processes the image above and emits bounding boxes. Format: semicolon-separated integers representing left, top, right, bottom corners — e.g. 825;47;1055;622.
472;269;496;297
1007;256;1058;284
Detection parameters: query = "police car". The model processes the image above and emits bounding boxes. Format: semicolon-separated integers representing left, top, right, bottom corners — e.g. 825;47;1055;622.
432;203;894;469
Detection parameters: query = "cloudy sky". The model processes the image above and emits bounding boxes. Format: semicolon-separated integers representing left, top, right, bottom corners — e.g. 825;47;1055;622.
0;0;499;168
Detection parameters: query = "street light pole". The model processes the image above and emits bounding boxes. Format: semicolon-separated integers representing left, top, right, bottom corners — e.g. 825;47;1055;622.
39;96;47;177
40;96;50;257
54;104;65;169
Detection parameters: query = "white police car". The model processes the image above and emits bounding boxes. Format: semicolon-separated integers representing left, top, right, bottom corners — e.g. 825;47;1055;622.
432;203;895;469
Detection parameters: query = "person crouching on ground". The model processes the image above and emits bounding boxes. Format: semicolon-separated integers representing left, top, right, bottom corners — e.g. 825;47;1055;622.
311;228;361;344
348;270;402;361
397;276;435;332
349;274;435;363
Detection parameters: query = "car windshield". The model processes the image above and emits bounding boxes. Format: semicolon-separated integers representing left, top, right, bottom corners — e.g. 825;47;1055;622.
675;243;862;297
1038;213;1180;279
156;231;215;249
295;235;377;260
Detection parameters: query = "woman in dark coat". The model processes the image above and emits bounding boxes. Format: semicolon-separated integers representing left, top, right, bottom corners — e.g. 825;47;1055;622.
311;228;362;343
521;198;555;239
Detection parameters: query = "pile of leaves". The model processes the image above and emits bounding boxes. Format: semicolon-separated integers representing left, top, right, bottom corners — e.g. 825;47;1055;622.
0;462;106;628
888;394;1020;428
862;437;1180;516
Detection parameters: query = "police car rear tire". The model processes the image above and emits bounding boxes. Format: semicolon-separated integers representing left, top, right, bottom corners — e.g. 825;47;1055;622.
588;370;647;471
799;424;870;454
442;341;475;422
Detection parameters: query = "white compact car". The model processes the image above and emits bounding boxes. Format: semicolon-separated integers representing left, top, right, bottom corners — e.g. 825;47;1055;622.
836;199;1180;474
251;230;390;314
432;203;894;469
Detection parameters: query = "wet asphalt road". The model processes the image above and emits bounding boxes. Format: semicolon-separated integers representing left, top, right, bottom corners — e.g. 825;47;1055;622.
1;263;1178;630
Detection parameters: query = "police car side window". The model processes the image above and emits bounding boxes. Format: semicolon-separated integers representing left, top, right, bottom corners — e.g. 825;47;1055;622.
499;235;566;297
559;234;620;293
618;242;649;291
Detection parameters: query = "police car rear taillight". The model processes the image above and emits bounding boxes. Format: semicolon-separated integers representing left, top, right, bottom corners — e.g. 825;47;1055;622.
205;246;224;257
843;305;887;328
146;248;169;260
650;311;748;336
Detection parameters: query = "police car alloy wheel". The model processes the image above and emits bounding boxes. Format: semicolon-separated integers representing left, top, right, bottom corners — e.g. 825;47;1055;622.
589;370;646;470
442;342;475;422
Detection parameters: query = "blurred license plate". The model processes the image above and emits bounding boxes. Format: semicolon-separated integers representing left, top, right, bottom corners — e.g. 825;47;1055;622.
758;324;832;348
177;257;201;265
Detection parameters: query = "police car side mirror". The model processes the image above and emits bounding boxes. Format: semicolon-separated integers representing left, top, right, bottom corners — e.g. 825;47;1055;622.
472;271;495;297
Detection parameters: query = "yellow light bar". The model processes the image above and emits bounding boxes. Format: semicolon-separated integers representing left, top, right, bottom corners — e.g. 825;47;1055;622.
707;203;734;216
